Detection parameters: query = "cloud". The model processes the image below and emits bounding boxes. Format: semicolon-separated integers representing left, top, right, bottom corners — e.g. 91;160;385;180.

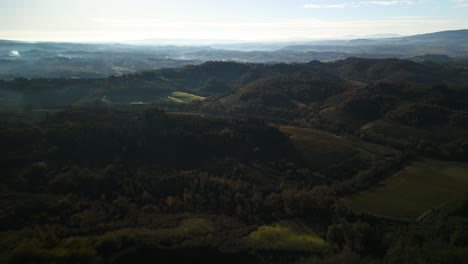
304;4;347;8
452;0;468;7
361;1;399;5
88;18;160;27
304;0;424;9
9;50;20;57
360;1;420;5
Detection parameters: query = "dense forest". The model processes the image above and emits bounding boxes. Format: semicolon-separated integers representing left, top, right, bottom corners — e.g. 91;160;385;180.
1;57;468;263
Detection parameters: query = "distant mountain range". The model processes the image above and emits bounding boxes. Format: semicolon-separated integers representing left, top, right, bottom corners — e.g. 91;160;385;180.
122;33;403;51
0;29;467;79
279;29;468;53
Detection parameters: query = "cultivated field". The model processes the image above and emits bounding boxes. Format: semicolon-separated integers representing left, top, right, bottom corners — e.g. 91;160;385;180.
346;160;468;221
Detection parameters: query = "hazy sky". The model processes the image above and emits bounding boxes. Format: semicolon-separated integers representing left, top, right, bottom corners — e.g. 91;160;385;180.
1;0;468;42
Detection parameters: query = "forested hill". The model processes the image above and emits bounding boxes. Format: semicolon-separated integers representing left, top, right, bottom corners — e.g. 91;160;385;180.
2;58;468;104
2;57;468;126
1;58;468;263
1;57;468;163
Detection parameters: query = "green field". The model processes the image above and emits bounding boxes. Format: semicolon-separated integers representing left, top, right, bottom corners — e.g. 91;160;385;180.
280;126;363;170
244;221;326;252
347;160;468;221
168;92;205;103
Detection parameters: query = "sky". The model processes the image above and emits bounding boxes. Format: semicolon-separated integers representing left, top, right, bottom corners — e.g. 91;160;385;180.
0;0;468;42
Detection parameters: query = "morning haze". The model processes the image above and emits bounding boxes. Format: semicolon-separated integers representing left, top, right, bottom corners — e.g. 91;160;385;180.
1;0;468;42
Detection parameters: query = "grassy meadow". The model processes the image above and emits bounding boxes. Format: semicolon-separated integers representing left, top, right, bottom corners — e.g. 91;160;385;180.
280;126;365;170
168;92;205;103
244;221;326;252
